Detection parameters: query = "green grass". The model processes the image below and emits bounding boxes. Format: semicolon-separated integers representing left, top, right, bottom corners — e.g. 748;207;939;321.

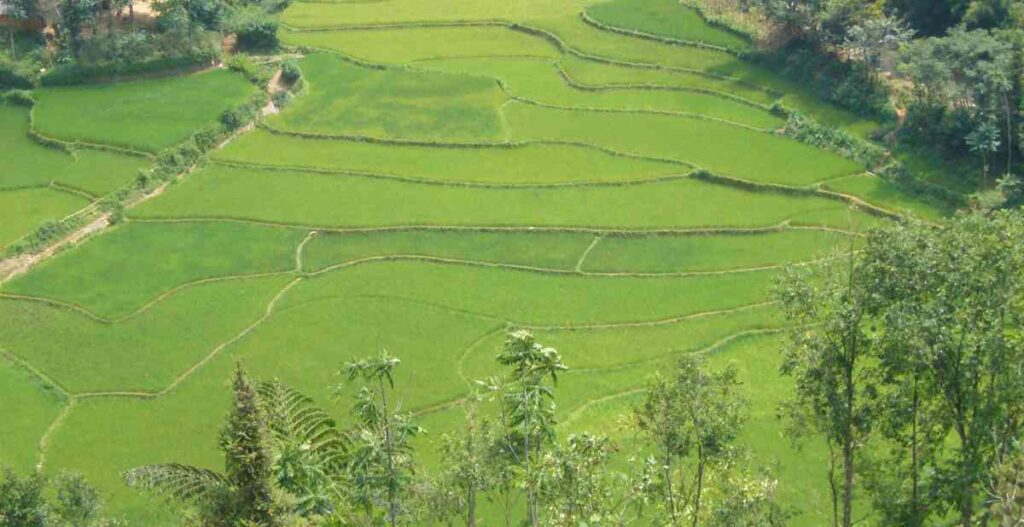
583;229;855;272
418;56;784;129
0;104;149;195
0;275;293;393
281;26;559;63
278;259;775;325
0;357;66;472
130;164;879;230
214;130;685;184
272;53;506;141
280;0;596;27
560;54;778;105
503;101;861;185
3;222;306;318
32;69;256;152
823;173;947;221
303;230;594;271
586;0;751;51
0;188;91;250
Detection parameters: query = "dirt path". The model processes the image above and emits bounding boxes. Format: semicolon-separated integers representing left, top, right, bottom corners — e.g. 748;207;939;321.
0;69;281;286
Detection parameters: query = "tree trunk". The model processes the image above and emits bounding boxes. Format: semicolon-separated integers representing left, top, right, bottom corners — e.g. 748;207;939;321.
379;378;398;527
910;376;920;527
8;27;15;60
129;2;134;33
843;365;855;527
1005;93;1013;177
467;483;476;527
664;453;679;527
692;453;706;527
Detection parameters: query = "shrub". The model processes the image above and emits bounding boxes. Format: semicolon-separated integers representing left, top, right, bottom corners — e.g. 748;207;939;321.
40;50;218;86
0;57;37;89
751;39;890;120
279;58;301;84
0;89;35;106
272;89;292;109
783;111;888;168
226;54;272;86
227;7;279;51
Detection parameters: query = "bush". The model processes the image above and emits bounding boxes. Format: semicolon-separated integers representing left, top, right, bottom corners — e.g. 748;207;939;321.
272;89;293;109
226;54;272;86
783;111;888;168
40;50;218;86
227;7;279;50
279;58;301;84
0;57;37;89
0;89;35;106
752;39;890;119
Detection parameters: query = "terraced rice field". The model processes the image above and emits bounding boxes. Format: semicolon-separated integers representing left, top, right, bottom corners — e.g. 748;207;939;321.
0;0;946;524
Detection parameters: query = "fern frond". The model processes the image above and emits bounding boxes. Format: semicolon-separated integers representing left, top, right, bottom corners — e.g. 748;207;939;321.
257;380;350;469
122;463;227;504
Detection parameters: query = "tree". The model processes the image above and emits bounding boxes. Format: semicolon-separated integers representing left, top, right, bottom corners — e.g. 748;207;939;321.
635;355;747;527
775;247;875;527
989;446;1024;526
53;472;105;527
843;15;915;79
495;329;567;527
899;28;1015;182
0;468;47;527
435;387;495;527
57;0;99;57
858;212;1024;526
124;364;281;527
340;350;422;527
967;118;1002;187
0;469;119;527
541;432;628;526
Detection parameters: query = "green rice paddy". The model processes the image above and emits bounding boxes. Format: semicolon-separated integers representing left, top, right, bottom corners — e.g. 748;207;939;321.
0;0;950;524
32;69;256;152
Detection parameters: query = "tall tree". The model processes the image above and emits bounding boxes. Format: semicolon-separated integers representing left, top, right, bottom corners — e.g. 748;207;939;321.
775;247;875;527
124;364;280;527
495;329;567;527
858;212;1024;525
340;351;422;527
436;386;495;527
635;355;747;527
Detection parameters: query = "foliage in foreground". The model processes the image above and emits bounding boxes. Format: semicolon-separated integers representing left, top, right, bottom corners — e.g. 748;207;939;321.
776;210;1024;527
0;468;121;527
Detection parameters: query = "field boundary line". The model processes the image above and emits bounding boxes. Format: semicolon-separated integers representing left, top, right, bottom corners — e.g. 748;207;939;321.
524;300;778;331
0;270;296;324
456;325;509;386
570;327;786;375
210;158;693;188
132;217;874;236
578;11;744;55
283;20;782;97
155;276;303;398
257;122;697;168
303;253;793;280
411;54;775;108
0;348;72;398
558;329;784;427
36;398;75;470
501;89;775;134
574;236;602;272
295;230;317;272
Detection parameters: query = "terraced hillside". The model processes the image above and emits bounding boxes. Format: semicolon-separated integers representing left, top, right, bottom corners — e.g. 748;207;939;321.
0;0;945;524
